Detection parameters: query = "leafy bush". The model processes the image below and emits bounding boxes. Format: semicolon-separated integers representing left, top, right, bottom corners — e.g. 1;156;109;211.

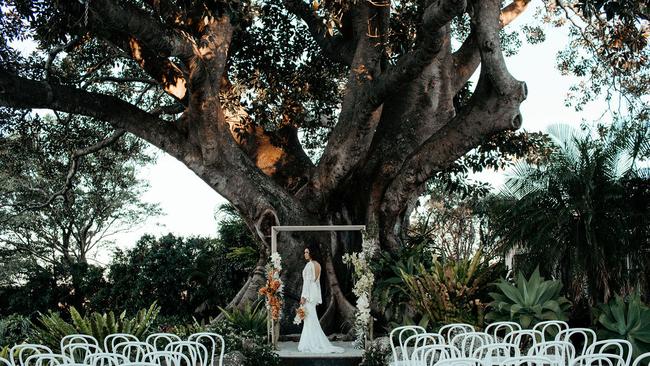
0;314;33;347
32;304;159;351
218;301;267;337
595;292;650;357
360;337;391;366
208;321;279;366
486;268;571;328
151;315;209;338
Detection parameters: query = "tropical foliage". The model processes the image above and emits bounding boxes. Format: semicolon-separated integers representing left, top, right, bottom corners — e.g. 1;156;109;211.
486;268;572;328
595;292;650;357
218;301;267;337
487;123;650;306
31;304;159;351
0;314;32;347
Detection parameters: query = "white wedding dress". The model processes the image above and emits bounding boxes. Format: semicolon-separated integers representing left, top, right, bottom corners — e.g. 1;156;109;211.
297;261;344;353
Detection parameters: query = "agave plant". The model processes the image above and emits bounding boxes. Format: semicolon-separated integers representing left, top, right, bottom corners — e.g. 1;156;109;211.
218;300;267;336
486;268;571;328
595;292;650;357
32;303;160;351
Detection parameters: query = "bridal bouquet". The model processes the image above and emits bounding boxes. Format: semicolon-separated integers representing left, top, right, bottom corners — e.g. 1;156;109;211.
293;305;306;325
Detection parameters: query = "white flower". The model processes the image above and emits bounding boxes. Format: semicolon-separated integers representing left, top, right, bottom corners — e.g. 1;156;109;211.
270;252;282;269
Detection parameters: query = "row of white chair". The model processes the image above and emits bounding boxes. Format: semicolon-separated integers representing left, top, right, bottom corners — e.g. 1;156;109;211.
1;332;224;366
389;322;648;366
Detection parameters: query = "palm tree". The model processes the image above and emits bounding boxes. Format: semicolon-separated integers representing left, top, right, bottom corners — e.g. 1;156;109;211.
486;122;649;308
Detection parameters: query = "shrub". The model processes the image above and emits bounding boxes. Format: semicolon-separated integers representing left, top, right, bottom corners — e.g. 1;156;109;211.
485;268;571;328
595;292;650;357
208;321;280;366
218;301;267;337
0;314;33;347
31;304;159;351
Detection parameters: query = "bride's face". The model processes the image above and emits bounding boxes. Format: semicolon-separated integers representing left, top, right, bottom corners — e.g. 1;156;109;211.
304;248;311;261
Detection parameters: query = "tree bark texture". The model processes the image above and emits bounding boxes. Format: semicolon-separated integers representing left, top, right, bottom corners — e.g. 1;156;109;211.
0;0;531;333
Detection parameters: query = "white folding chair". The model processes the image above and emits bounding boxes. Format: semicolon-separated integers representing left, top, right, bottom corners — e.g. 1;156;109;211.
120;363;158;366
405;333;446;366
473;343;521;365
84;353;129;366
571;354;626;366
114;341;156;362
62;343;102;363
504;330;544;352
145;334;182;352
10;344;53;366
439;324;476;344
527;341;576;366
500;356;554;366
435;358;486;366
417;344;462;366
188;332;225;366
390;325;426;366
452;333;495;357
61;334;100;350
0;357;12;366
104;334;139;353
142;351;192;366
485;322;522;341
532;321;569;343
24;353;73;366
165;341;209;366
555;329;597;357
633;353;650;366
585;340;633;366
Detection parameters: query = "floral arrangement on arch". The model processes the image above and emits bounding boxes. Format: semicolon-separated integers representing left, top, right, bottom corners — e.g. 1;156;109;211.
342;226;379;348
259;252;284;321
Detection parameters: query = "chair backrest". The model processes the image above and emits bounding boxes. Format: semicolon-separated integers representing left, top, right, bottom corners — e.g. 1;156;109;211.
120;363;158;366
633;352;650;366
532;321;570;343
527;341;576;366
142;351;192;366
84;353;129;366
114;342;155;363
585;340;633;366
403;333;445;364
0;357;12;366
389;325;426;364
165;341;209;366
485;322;522;341
417;344;462;366
500;356;554;366
145;334;182;352
10;344;53;366
24;353;73;366
571;353;626;366
187;332;225;366
61;343;102;363
504;330;544;351
451;332;495;357
60;334;100;351
435;357;486;366
555;329;597;357
473;343;521;361
104;334;139;353
439;324;476;344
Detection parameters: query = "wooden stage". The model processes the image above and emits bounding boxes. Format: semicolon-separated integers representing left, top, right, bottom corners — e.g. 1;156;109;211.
275;341;363;366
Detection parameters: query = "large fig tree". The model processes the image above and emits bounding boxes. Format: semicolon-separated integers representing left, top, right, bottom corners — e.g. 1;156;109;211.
0;0;538;332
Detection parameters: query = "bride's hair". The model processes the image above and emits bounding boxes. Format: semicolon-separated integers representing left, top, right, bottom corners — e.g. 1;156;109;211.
306;243;321;262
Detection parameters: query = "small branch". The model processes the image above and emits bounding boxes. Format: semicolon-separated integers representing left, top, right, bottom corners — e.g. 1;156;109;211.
86;76;158;85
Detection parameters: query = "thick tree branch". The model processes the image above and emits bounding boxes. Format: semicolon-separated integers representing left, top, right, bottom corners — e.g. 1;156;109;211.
283;0;354;65
0;69;188;156
303;0;466;203
380;0;528;249
452;0;532;91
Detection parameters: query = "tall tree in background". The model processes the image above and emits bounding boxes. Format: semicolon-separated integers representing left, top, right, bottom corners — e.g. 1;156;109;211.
0;0;646;330
487;123;649;311
0;116;159;285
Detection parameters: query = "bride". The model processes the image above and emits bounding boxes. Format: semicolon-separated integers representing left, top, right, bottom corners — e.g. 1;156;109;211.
297;244;344;353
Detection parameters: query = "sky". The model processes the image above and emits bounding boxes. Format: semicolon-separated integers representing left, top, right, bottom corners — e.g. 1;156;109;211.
33;1;613;256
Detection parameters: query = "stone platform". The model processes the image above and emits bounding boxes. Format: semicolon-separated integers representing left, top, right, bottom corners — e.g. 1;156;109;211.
275;341;363;366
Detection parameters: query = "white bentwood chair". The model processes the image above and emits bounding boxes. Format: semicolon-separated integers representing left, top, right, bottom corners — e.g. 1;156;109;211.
389;325;426;366
187;332;226;366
